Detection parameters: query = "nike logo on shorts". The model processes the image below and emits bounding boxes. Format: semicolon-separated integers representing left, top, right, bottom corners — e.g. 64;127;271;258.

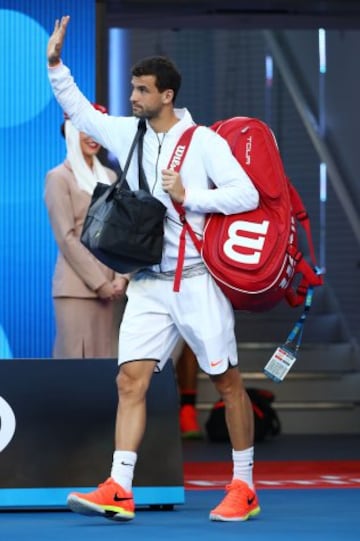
210;359;223;367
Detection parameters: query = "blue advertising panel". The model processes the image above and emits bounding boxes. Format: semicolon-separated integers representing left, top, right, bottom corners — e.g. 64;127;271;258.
0;0;96;358
0;359;184;508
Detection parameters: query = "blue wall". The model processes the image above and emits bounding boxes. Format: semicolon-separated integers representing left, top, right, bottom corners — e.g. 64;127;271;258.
0;0;95;358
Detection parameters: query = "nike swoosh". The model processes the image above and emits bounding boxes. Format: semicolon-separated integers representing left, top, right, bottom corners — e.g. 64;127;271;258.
247;496;255;505
120;461;133;466
210;360;223;367
113;493;133;502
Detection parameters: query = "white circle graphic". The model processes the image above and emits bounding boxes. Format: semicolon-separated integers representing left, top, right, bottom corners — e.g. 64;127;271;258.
0;396;16;452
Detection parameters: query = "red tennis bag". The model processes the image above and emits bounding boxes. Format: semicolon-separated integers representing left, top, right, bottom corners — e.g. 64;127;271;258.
170;117;323;312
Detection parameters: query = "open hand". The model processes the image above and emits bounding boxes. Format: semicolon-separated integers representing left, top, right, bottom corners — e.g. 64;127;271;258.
47;15;70;66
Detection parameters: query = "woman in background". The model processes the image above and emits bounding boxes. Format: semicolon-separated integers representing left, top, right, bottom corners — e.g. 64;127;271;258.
44;104;128;358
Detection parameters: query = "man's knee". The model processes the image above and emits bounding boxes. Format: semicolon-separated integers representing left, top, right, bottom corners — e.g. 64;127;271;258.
116;364;151;399
211;368;245;399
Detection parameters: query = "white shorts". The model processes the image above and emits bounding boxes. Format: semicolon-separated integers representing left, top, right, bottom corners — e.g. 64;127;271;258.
118;271;238;375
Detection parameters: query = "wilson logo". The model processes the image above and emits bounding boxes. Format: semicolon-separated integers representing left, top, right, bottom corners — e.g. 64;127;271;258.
223;220;270;264
169;145;186;170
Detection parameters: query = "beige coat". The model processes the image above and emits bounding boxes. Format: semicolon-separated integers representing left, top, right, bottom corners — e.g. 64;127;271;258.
44;159;124;358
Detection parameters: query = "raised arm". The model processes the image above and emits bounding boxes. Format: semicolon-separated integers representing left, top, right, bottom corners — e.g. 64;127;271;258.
46;15;119;154
46;16;135;166
47;15;70;66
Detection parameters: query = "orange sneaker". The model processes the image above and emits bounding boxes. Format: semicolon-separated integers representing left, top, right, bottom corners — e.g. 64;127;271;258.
67;478;135;521
209;479;260;522
179;404;203;439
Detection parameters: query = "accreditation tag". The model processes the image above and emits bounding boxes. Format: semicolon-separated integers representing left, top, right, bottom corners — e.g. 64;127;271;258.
263;345;297;383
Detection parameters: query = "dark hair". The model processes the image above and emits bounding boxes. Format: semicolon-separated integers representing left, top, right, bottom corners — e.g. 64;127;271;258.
131;56;181;102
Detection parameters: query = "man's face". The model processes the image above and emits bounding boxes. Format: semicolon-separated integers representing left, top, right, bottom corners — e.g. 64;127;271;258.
130;75;170;119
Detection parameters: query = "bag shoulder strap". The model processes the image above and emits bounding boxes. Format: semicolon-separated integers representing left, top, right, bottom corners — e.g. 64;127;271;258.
287;178;317;265
137;119;149;191
285;177;323;306
115;119;147;192
166;125;200;291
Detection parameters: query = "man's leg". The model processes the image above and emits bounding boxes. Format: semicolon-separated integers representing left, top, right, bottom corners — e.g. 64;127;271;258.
67;359;156;522
176;342;202;438
208;367;261;522
211;367;253;449
115;359;157;450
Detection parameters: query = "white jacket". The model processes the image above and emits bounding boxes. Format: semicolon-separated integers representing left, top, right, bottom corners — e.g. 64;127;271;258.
48;63;259;272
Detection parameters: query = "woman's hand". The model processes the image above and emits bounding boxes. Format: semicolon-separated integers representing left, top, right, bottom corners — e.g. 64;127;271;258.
96;282;115;301
112;276;129;299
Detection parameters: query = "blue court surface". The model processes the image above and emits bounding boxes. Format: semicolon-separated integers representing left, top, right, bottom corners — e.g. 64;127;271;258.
1;488;360;541
3;435;360;540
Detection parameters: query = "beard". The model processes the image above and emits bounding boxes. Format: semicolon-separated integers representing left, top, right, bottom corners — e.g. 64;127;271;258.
132;104;162;120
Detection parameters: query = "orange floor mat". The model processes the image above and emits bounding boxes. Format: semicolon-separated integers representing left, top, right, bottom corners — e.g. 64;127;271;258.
184;460;360;489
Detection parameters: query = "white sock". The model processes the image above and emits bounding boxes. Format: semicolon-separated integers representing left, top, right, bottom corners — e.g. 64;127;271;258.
232;447;254;489
110;450;137;492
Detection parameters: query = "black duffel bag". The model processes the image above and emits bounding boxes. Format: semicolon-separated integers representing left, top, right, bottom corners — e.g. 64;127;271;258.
81;120;167;273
